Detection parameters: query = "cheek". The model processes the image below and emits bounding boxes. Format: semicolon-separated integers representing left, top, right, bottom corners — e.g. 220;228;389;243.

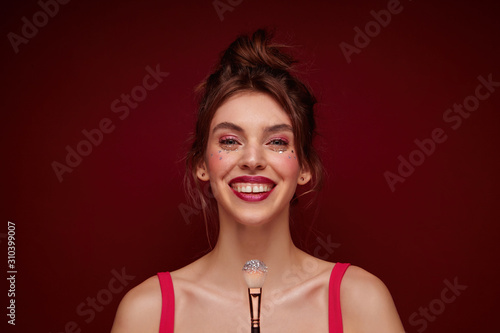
283;149;297;162
207;150;238;174
271;152;300;175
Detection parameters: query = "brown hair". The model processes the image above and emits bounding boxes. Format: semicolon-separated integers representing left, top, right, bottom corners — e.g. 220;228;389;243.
184;29;324;248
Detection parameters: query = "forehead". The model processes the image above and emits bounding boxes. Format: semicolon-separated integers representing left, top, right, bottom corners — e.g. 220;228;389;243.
210;92;291;131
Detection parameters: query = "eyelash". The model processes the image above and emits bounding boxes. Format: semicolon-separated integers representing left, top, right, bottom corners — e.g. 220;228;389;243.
267;138;289;152
218;137;290;152
219;137;240;151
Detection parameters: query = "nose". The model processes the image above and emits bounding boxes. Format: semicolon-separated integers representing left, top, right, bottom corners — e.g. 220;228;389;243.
238;142;267;171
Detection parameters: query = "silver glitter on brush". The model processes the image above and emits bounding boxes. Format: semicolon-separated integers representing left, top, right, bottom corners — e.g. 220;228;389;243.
242;260;268;273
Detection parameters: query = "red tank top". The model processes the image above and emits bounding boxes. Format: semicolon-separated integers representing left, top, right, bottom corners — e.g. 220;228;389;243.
157;262;350;332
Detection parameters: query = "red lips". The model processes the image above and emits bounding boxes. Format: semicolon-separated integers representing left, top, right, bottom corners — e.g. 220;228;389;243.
229;176;275;185
229;176;276;202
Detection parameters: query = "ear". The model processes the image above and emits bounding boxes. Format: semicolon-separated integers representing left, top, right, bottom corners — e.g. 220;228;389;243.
297;167;312;185
196;161;210;181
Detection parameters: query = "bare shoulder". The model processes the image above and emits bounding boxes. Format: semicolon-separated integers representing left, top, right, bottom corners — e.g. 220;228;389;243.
110;275;162;333
341;265;405;333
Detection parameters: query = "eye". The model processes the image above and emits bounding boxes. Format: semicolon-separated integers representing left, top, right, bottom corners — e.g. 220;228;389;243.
269;138;288;146
267;137;289;153
219;136;240;151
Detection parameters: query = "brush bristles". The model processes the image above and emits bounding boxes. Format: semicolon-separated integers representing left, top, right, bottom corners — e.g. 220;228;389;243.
242;259;268;288
244;271;266;288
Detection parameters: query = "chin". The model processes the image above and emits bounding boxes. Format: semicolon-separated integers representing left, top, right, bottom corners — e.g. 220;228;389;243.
217;194;292;227
231;208;286;228
236;217;271;227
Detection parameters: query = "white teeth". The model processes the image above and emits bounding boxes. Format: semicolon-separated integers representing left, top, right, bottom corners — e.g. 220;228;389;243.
231;183;273;193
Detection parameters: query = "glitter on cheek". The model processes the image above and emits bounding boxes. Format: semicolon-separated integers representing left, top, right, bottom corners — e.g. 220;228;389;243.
219;150;222;153
219;157;222;160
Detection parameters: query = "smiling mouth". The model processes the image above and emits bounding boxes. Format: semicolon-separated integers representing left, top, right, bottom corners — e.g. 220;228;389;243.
228;176;276;201
230;183;274;193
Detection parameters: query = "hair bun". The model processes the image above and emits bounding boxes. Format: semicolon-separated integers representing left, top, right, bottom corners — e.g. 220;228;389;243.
220;29;295;73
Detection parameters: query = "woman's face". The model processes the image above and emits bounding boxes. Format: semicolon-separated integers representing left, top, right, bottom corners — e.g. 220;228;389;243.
197;92;311;226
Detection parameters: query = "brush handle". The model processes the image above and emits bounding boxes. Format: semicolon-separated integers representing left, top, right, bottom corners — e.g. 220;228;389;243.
248;288;262;333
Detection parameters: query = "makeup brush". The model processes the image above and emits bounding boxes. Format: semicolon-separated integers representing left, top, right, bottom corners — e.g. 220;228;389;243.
242;259;268;333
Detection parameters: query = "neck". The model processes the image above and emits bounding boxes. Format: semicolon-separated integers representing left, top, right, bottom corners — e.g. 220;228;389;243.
202;207;306;292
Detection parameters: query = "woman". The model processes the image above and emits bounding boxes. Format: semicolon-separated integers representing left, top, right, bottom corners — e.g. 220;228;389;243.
111;29;405;333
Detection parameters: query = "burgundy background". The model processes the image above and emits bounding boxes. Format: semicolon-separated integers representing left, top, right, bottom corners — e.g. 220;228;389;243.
2;0;499;332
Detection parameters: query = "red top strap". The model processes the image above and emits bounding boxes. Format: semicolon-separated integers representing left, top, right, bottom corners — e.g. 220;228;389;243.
329;263;350;333
157;272;175;333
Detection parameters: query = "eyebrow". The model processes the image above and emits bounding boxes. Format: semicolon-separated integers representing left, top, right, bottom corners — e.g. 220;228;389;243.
212;122;243;134
265;124;293;133
212;122;293;134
